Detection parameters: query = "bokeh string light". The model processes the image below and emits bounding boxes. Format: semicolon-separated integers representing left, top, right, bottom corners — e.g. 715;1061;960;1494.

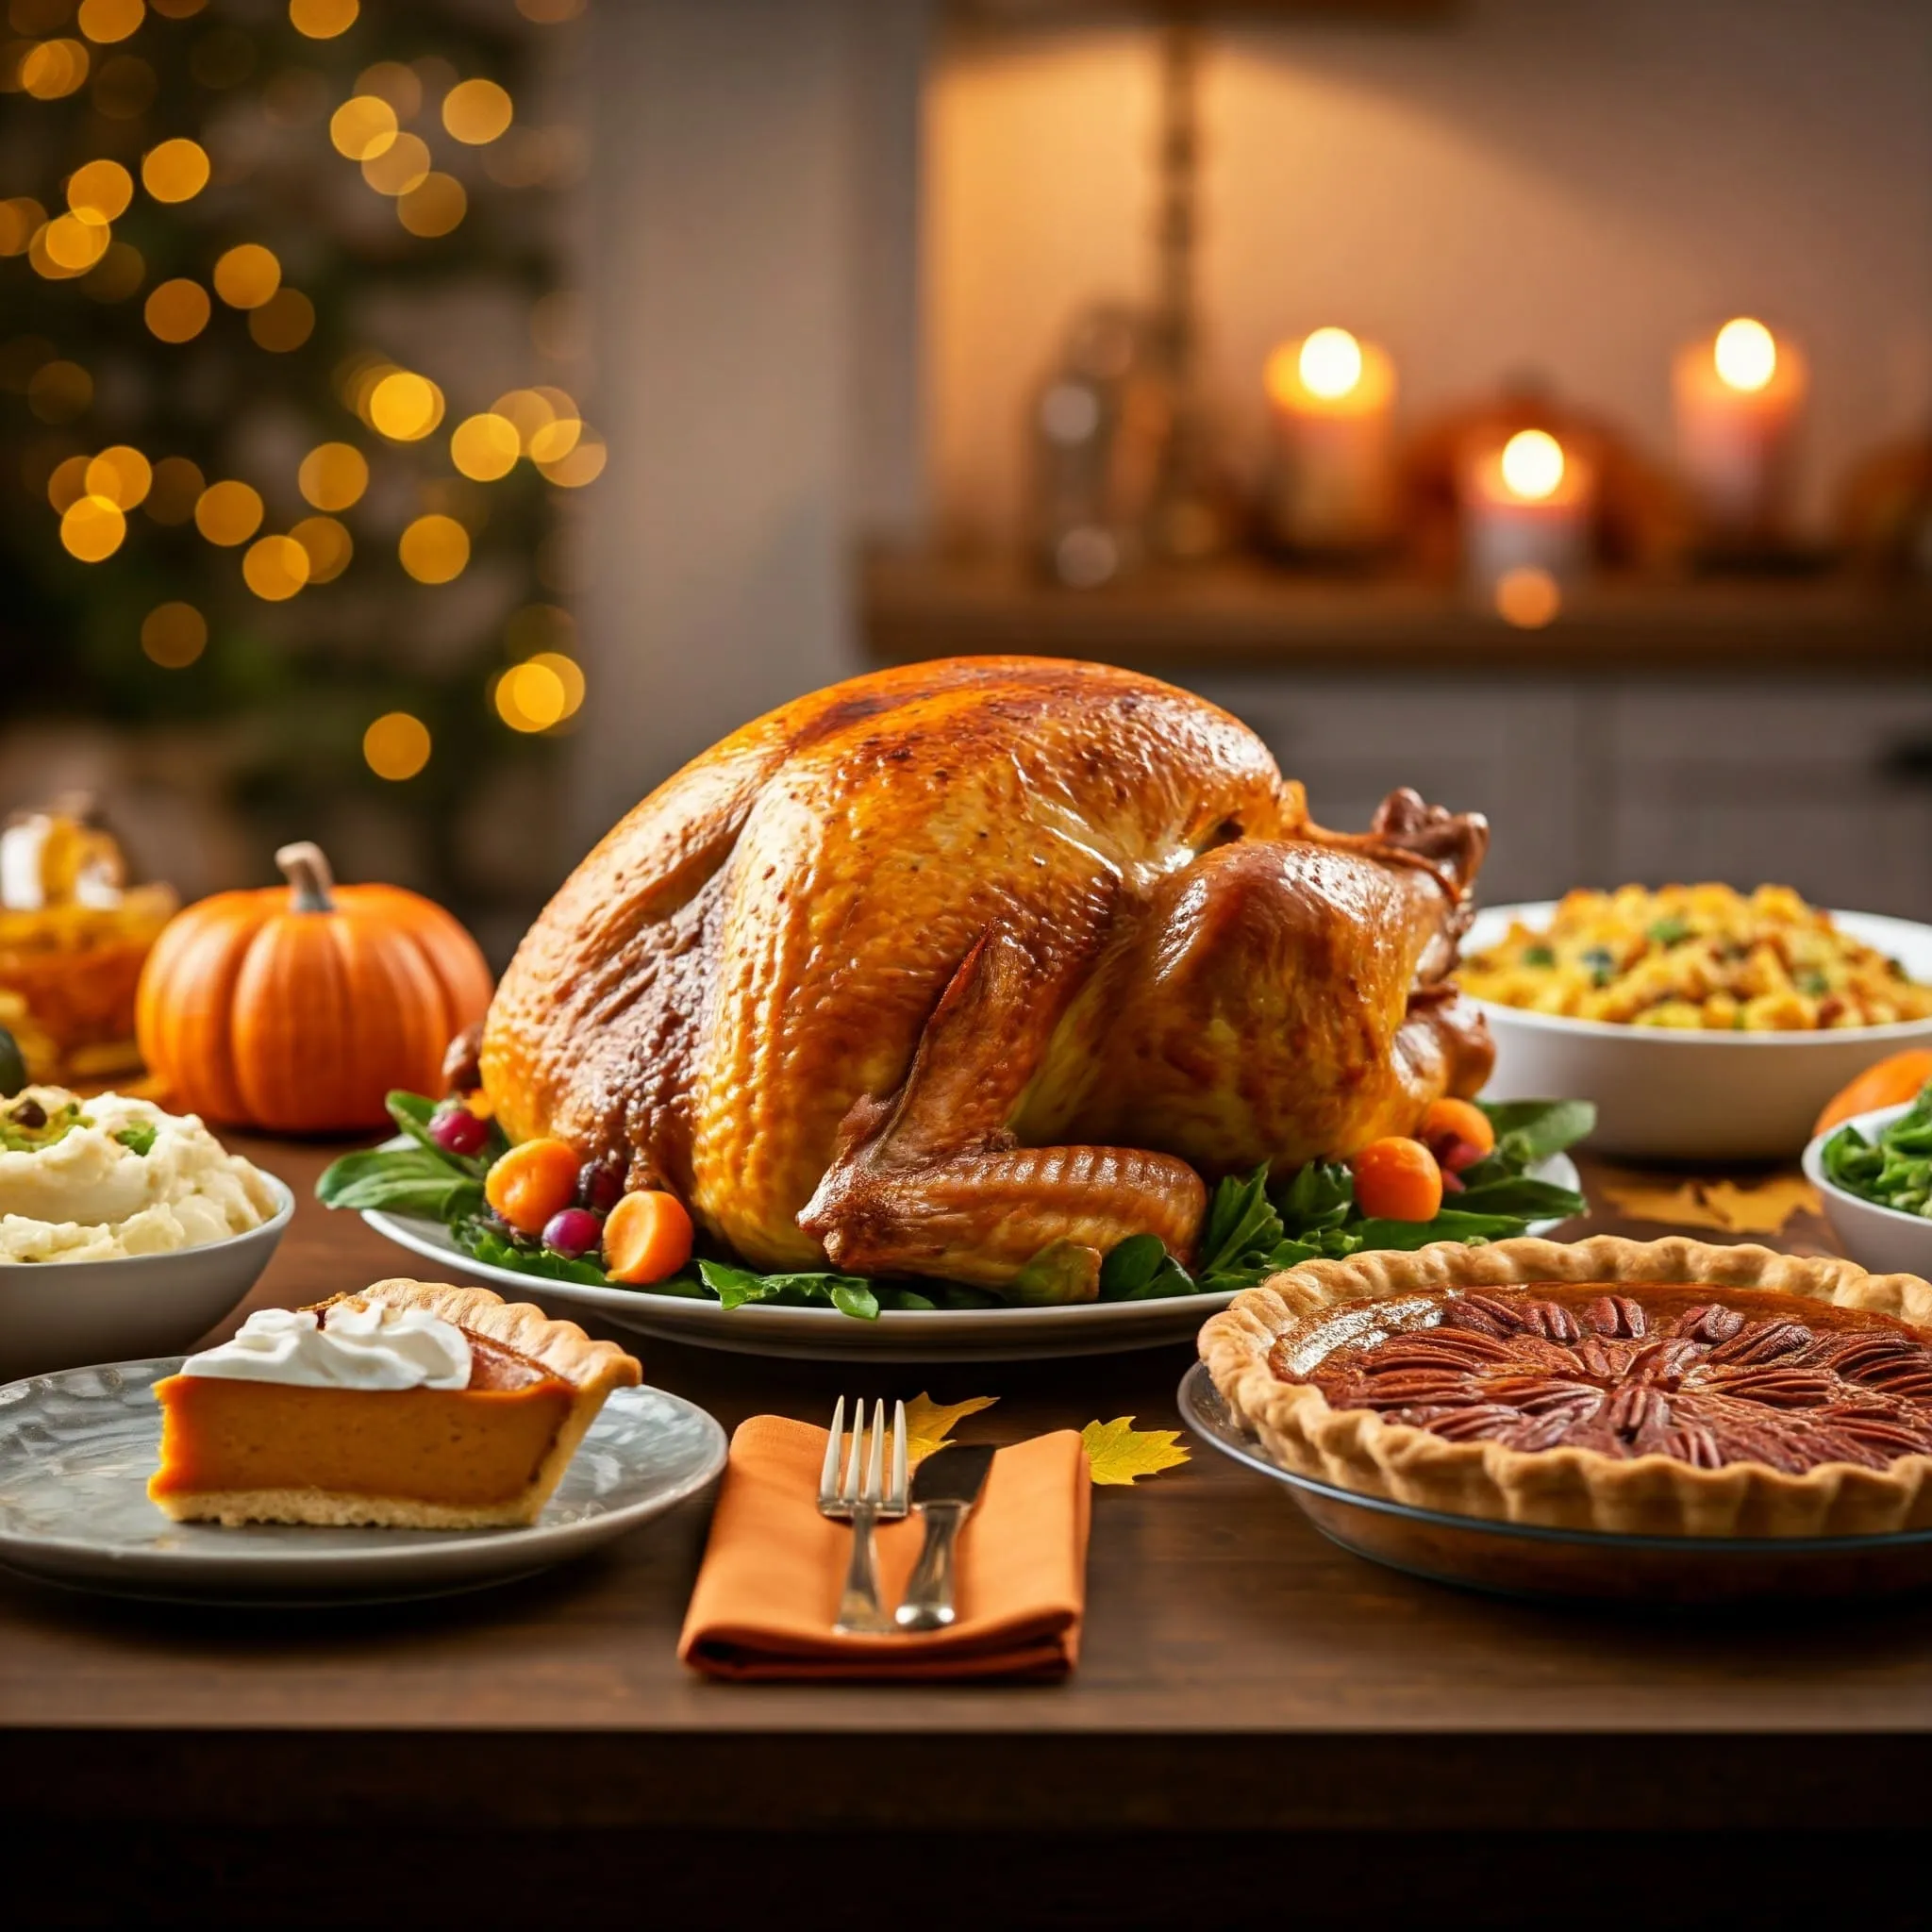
297;441;369;511
144;276;209;341
399;512;469;583
194;479;265;547
6;0;596;875
141;600;207;668
363;710;431;781
140;137;209;203
77;0;147;44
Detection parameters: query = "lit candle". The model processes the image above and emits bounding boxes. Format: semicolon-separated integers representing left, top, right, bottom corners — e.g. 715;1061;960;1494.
1459;427;1597;594
1673;316;1807;547
1262;327;1397;555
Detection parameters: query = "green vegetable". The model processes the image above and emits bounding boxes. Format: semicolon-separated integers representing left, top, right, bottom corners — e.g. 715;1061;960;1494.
697;1258;881;1319
313;1086;1595;1324
1479;1097;1597;1167
1823;1082;1932;1219
113;1122;158;1158
1;1095;89;1154
1519;943;1557;968
317;1146;486;1220
1647;917;1691;947
0;1026;25;1098
457;1217;612;1286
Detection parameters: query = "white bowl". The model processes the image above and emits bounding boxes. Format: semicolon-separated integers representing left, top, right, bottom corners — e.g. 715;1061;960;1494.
1803;1104;1932;1282
1465;903;1932;1160
0;1174;293;1381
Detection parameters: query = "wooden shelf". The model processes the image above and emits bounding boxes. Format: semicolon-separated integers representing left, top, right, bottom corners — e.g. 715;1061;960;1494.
861;550;1932;677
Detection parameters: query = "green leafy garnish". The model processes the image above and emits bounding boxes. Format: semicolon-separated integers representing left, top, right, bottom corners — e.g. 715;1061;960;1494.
113;1123;158;1158
1;1096;89;1154
1823;1082;1932;1219
317;1146;486;1220
315;1089;1595;1324
1647;917;1691;947
455;1217;612;1286
1095;1096;1593;1304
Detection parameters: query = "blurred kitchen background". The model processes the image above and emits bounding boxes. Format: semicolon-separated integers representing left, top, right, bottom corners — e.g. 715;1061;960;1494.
4;0;1930;974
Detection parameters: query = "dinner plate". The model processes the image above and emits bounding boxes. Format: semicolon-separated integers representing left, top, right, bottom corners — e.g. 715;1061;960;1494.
1177;1360;1932;1604
1465;902;1932;1160
362;1153;1580;1362
0;1359;726;1605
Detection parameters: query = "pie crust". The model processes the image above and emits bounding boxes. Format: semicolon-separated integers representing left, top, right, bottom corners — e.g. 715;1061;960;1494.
1199;1234;1932;1538
149;1278;641;1530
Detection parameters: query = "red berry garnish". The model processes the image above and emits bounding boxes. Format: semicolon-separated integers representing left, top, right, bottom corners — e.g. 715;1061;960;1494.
430;1105;490;1157
577;1158;625;1213
542;1208;604;1259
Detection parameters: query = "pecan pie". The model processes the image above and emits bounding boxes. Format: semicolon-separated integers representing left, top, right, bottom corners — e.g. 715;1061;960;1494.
1199;1235;1932;1537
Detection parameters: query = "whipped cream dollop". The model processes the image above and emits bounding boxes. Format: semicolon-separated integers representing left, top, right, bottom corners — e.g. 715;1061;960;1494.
179;1302;472;1390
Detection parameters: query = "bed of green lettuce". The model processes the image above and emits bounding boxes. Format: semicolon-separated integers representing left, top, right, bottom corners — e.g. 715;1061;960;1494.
319;1092;1593;1323
1822;1083;1932;1219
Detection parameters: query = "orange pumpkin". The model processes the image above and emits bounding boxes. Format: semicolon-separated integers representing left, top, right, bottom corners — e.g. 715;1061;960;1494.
1813;1049;1932;1138
136;841;493;1132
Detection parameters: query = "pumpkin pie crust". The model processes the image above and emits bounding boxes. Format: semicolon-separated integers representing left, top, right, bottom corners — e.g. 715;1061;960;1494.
1199;1235;1932;1538
149;1278;641;1529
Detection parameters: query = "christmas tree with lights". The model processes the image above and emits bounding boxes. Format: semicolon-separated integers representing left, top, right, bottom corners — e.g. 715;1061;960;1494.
0;0;596;915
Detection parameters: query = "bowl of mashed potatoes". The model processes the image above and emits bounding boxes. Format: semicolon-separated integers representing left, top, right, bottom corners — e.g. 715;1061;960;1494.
0;1086;292;1380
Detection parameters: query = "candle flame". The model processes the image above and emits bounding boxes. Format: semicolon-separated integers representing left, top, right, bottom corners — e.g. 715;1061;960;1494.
1500;429;1564;501
1297;327;1363;401
1714;317;1776;393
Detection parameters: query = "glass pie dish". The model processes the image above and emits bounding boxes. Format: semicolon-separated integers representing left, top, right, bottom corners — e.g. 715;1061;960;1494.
1178;1359;1932;1605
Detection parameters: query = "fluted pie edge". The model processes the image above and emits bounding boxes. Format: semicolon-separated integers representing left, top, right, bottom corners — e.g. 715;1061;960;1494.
1198;1234;1932;1539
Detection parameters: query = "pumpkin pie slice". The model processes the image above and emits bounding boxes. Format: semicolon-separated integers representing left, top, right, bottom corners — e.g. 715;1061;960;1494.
149;1278;641;1529
1200;1234;1932;1538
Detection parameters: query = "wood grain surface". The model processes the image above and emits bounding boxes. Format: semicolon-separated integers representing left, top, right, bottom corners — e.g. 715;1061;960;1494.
6;1138;1932;1916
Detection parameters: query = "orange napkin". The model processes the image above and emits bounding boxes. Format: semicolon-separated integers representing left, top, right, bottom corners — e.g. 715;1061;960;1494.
678;1415;1090;1681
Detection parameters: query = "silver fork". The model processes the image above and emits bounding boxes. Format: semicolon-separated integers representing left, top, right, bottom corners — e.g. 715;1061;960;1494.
818;1396;908;1635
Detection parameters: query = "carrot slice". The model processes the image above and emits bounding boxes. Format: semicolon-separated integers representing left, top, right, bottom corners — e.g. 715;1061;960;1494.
1350;1136;1444;1222
484;1137;580;1236
1419;1096;1497;1172
604;1190;695;1285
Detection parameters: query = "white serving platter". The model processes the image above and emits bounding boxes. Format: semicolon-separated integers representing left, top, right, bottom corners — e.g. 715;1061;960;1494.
363;1152;1581;1363
0;1360;725;1604
1465;903;1932;1161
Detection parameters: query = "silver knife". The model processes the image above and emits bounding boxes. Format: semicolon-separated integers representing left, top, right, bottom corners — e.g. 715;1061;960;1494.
893;1443;996;1632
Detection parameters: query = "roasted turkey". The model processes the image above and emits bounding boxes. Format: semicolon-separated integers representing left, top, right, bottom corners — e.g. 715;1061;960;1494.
481;658;1493;1300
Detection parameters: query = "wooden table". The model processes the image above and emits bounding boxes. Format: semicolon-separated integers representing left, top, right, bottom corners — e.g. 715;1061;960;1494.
5;1142;1929;1926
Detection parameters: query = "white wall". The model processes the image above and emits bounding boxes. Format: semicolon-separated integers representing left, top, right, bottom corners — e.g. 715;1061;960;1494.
929;0;1932;547
575;0;928;852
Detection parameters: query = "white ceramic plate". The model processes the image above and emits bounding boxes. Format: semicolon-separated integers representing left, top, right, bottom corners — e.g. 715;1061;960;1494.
1803;1103;1932;1282
362;1152;1581;1362
0;1359;726;1604
0;1174;295;1383
1465;903;1932;1161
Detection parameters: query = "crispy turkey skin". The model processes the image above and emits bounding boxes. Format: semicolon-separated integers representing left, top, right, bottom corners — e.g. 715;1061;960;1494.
481;658;1492;1300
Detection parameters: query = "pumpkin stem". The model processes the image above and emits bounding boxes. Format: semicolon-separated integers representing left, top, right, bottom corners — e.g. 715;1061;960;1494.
275;841;336;913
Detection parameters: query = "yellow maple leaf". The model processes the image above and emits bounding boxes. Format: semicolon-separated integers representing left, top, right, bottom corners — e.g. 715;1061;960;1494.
1600;1178;1732;1230
1700;1175;1821;1235
1079;1415;1191;1486
901;1391;999;1465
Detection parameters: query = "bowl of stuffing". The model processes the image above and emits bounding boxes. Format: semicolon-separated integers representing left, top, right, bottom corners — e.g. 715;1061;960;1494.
1457;887;1932;1159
